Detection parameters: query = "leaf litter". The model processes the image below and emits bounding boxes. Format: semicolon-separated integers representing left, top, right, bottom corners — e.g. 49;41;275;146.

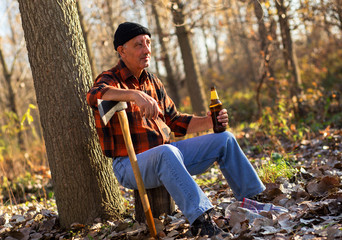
0;128;341;239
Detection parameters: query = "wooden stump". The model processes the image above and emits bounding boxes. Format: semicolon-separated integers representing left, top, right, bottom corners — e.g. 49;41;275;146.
134;186;175;223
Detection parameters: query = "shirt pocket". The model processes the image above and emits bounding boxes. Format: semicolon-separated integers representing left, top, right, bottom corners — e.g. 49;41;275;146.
154;117;171;141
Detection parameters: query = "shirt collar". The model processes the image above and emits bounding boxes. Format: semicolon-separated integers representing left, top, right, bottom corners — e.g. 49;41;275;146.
118;59;148;83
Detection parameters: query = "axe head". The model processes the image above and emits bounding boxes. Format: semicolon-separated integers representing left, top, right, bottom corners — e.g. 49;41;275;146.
97;99;127;125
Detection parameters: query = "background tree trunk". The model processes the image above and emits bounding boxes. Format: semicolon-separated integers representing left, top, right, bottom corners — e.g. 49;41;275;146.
253;0;276;116
234;0;256;89
213;26;224;76
0;43;25;150
18;0;125;227
76;0;97;80
151;1;181;107
171;0;208;114
334;0;342;33
223;5;240;84
201;23;213;71
275;0;303;116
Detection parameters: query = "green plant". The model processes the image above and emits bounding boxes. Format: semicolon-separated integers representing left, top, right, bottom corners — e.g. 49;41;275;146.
20;104;38;134
0;111;21;157
262;100;292;136
0;170;53;206
0;104;38;159
260;98;312;146
257;152;297;183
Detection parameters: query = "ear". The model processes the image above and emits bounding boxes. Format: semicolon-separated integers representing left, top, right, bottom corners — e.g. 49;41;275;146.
117;45;125;57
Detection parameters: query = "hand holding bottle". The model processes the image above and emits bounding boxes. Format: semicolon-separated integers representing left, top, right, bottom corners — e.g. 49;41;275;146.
213;108;229;126
210;86;228;133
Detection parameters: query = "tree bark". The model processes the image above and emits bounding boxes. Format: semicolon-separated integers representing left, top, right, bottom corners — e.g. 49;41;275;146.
18;0;125;227
151;1;181;107
171;0;208;115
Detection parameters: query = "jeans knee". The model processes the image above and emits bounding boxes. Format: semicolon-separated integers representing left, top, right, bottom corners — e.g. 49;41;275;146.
216;131;235;142
159;144;183;164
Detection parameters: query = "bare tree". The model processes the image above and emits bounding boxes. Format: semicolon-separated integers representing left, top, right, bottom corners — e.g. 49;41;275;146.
233;0;257;89
253;0;277;116
76;0;97;80
333;0;342;32
18;0;125;227
171;0;208;114
275;0;303;116
150;0;181;106
213;23;224;76
0;4;25;150
201;21;214;71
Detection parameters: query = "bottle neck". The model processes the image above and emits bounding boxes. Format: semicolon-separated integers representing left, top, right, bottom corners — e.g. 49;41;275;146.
211;89;219;100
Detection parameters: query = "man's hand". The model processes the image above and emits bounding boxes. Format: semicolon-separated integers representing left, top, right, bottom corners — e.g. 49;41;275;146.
188;109;229;134
217;108;229;126
208;109;229;126
134;91;162;120
101;87;162;120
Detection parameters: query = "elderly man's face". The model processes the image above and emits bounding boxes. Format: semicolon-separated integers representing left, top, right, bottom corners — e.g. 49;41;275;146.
118;34;151;76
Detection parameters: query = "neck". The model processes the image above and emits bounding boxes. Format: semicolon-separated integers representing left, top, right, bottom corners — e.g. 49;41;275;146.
122;60;143;79
132;70;143;79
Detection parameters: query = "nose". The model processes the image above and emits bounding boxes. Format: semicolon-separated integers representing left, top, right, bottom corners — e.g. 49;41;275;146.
143;41;151;54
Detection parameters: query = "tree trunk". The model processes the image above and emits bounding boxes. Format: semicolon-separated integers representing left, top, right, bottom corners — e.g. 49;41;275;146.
320;0;332;38
134;186;175;223
76;1;97;80
253;0;277;117
235;1;257;89
213;26;224;76
18;0;125;228
334;0;342;33
171;0;208;115
151;1;181;107
224;5;241;83
201;24;213;70
224;1;237;57
275;0;303;116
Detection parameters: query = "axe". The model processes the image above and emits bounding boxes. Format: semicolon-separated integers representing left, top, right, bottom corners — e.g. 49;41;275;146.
98;99;157;238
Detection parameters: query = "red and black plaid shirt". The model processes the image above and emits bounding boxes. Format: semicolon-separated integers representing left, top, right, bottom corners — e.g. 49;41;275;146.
87;60;193;158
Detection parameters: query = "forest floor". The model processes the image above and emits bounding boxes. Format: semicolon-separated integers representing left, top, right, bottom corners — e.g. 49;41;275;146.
0;127;341;239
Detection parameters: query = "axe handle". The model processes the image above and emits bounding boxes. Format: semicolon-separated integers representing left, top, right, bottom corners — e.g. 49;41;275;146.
117;110;157;239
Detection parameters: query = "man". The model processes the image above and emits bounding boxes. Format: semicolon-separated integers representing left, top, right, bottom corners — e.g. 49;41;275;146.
87;22;265;238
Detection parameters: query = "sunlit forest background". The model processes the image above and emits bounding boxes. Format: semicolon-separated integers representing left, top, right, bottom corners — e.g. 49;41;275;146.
0;0;341;203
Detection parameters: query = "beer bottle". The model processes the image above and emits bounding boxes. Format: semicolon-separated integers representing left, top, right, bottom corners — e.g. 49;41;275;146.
210;86;226;133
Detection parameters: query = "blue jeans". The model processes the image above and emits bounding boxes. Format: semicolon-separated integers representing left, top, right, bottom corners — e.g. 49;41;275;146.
113;131;265;224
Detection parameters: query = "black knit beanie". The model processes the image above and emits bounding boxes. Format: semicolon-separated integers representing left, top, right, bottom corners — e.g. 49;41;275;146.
113;22;151;51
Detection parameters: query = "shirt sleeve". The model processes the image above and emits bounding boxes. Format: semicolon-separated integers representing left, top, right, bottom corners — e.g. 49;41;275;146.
167;111;193;137
86;72;119;109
